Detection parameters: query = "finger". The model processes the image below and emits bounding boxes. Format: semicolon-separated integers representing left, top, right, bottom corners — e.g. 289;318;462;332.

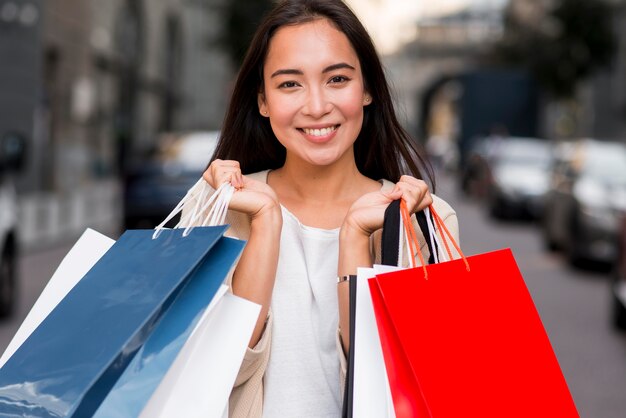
213;159;240;168
398;176;430;194
234;172;244;189
382;188;402;200
205;163;241;189
398;176;433;210
216;168;240;187
399;175;428;187
395;182;432;213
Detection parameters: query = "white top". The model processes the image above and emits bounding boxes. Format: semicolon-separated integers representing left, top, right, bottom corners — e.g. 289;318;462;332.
261;205;342;418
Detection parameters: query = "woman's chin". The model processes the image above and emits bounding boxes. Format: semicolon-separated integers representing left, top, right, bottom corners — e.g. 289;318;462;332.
302;154;344;168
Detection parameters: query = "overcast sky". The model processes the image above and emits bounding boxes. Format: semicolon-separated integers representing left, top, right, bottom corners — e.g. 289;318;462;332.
346;0;508;54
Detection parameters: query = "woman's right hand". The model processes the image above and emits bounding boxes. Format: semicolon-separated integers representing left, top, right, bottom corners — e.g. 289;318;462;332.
203;159;280;220
204;160;281;349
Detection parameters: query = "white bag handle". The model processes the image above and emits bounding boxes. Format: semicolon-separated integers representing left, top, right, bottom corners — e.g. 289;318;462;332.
178;180;211;230
398;205;445;267
153;181;235;239
181;183;234;232
424;206;446;263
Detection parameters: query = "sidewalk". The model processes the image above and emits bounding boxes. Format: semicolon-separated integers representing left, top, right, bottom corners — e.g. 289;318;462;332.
18;180;123;252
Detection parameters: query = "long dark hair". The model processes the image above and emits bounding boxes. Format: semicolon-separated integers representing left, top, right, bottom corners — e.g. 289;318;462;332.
212;0;434;188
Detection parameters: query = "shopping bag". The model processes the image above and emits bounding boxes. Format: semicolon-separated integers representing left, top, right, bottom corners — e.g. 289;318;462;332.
369;203;580;417
91;235;247;418
346;200;437;418
0;225;229;418
139;291;260;418
351;266;398;418
341;268;357;418
92;180;258;418
0;228;115;368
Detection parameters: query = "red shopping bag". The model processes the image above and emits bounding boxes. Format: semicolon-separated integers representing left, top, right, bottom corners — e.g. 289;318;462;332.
369;203;579;418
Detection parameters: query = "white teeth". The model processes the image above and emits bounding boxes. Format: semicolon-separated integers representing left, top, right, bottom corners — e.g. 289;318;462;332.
303;126;336;137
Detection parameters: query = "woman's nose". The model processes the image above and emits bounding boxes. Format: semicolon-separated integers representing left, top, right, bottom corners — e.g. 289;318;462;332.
302;88;332;118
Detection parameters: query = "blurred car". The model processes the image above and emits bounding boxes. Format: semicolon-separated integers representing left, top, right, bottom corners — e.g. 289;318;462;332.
484;137;551;219
610;214;626;330
124;131;220;229
0;132;26;317
460;135;498;198
460;136;551;219
542;139;626;265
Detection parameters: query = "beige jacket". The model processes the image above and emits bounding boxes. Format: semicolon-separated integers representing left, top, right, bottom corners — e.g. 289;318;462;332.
183;171;460;418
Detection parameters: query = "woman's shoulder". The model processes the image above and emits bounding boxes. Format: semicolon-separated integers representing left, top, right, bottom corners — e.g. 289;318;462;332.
431;194;456;221
246;170;270;183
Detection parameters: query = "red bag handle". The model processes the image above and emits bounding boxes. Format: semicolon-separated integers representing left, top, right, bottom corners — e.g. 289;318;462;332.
400;200;470;274
399;200;427;276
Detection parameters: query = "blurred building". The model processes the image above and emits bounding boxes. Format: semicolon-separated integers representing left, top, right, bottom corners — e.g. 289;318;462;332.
384;0;626;155
383;3;505;140
587;0;626;141
0;0;42;189
505;0;626;141
1;0;231;194
0;0;232;248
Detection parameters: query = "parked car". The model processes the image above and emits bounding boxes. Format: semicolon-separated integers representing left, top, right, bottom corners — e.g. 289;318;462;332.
124;131;220;229
460;136;551;219
610;214;626;330
542;139;626;265
460;135;498;198
0;132;26;317
484;137;551;219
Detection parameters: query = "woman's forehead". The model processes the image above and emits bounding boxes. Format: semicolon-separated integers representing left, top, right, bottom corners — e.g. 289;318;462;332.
264;18;360;73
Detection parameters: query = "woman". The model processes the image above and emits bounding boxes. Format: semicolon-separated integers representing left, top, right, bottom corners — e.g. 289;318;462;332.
189;1;459;416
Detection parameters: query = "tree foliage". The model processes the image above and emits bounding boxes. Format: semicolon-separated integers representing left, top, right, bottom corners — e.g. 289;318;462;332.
216;0;275;67
494;0;617;98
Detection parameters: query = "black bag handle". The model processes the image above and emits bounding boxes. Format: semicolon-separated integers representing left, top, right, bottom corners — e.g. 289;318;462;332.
381;200;438;266
341;272;357;418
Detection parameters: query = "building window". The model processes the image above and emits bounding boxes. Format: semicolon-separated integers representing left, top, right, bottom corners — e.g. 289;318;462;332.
161;14;183;132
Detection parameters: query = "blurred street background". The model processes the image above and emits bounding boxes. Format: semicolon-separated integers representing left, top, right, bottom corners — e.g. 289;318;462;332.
0;0;625;416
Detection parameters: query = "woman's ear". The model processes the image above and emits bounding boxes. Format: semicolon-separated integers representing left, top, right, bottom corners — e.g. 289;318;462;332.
258;93;269;117
363;93;373;106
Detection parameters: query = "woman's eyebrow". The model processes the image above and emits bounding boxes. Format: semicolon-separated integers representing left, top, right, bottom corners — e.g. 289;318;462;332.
271;69;303;78
270;63;356;78
322;63;355;73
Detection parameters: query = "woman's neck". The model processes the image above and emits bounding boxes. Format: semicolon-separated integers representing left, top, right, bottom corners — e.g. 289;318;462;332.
267;153;381;229
270;157;368;204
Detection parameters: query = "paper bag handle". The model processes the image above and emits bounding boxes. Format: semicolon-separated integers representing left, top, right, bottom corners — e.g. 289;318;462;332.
382;199;470;276
153;180;235;239
382;200;437;267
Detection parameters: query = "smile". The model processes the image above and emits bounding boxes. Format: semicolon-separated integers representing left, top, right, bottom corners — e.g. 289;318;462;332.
301;125;339;137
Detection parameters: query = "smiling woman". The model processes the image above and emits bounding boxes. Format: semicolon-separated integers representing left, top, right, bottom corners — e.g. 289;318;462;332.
182;1;460;417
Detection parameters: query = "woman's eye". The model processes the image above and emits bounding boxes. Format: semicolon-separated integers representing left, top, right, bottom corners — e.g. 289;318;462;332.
279;81;298;89
329;75;349;84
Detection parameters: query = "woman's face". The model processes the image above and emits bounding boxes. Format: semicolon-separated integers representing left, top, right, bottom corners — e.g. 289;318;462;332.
258;18;371;168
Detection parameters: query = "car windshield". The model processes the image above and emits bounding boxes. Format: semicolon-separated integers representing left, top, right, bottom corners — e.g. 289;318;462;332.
496;139;551;167
158;133;219;172
582;143;626;186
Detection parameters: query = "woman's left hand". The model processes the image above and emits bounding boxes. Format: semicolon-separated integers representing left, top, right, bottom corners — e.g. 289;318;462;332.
338;175;431;353
342;175;433;237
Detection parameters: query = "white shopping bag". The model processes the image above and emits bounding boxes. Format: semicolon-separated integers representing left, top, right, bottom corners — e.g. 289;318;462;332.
0;228;114;367
353;265;402;418
351;203;445;417
140;291;261;418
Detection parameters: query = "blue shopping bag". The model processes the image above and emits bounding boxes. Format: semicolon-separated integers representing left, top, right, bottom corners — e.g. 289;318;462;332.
92;236;245;418
0;226;229;418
